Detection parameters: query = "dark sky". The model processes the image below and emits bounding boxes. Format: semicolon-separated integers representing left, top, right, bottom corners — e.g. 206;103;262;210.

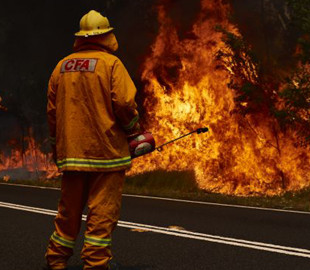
0;0;159;147
0;0;203;147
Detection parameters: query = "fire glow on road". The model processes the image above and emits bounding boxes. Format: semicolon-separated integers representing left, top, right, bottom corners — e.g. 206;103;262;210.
1;201;310;259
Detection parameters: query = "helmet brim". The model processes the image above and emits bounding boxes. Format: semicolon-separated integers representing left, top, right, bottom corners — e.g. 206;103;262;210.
75;27;114;37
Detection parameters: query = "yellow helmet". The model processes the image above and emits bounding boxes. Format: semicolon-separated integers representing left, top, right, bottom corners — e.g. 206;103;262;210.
75;10;114;37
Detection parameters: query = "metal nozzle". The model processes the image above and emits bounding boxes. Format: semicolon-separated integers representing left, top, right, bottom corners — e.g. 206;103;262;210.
155;127;209;152
196;127;209;134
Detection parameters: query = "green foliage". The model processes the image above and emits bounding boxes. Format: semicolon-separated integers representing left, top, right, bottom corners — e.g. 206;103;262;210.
236;82;264;104
215;25;258;63
297;37;310;64
216;26;272;116
281;70;310;109
271;1;310;139
276;68;310;136
287;0;310;33
125;170;199;198
287;0;310;63
218;3;310;142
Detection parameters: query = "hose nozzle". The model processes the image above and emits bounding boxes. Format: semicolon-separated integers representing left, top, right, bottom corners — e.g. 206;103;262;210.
196;127;209;134
155;127;209;152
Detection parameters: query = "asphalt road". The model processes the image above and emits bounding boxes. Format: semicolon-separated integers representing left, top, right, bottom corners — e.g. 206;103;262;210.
1;183;310;270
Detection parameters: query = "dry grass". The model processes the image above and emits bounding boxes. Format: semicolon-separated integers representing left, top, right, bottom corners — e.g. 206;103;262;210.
1;170;310;212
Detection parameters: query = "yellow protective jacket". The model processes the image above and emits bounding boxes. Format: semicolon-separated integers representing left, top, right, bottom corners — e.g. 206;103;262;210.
47;35;139;172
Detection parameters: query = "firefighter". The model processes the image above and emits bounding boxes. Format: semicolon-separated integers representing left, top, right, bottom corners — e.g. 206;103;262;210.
45;10;140;270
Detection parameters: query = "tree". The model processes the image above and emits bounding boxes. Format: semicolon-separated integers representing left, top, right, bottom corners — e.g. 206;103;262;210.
275;0;310;143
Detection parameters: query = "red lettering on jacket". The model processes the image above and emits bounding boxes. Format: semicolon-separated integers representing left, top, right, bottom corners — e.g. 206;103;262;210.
64;60;74;71
61;59;97;73
80;60;90;70
74;59;84;70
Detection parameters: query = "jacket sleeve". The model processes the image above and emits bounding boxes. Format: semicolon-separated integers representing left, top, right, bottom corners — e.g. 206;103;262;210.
47;73;57;146
111;59;139;133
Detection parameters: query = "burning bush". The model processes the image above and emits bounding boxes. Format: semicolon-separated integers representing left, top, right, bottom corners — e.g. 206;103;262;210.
128;0;310;196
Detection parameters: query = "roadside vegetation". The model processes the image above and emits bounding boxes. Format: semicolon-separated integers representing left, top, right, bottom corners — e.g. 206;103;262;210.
1;170;310;212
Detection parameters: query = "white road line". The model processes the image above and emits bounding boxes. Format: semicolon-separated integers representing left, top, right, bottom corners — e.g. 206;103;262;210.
118;220;310;254
122;194;310;215
0;182;309;215
1;201;310;259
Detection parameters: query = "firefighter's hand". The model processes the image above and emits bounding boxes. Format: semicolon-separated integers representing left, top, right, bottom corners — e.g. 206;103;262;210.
126;122;142;138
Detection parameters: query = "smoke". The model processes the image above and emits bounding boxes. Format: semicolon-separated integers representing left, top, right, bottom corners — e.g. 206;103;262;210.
230;0;298;76
157;0;201;39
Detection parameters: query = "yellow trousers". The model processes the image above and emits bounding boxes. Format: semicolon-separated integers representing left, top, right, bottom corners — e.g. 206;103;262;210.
45;170;125;270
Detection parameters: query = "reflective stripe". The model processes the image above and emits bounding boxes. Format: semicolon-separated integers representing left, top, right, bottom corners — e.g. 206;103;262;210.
84;234;112;247
49;136;56;145
124;115;139;131
51;232;75;249
57;157;131;169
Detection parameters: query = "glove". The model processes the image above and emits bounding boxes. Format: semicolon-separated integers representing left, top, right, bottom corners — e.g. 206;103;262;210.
126;122;142;138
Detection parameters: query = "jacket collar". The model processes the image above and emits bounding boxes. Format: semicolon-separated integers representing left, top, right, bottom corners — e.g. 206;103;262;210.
74;42;108;53
73;33;118;54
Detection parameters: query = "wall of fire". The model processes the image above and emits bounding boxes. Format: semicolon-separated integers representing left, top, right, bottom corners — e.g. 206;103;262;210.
0;0;301;190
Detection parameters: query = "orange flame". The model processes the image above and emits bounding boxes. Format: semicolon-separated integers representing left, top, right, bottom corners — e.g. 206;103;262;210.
128;0;310;195
0;95;7;112
0;136;59;180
